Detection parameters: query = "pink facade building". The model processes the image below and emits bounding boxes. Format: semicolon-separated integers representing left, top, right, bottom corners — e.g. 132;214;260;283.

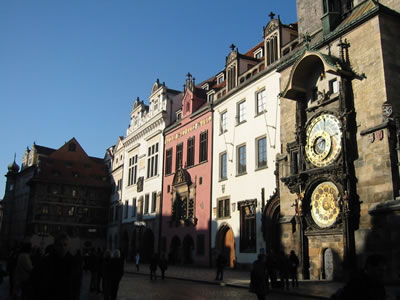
161;73;214;266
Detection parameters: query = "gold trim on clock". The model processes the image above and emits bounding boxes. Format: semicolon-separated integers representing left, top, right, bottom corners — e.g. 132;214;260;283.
305;114;342;167
311;181;340;228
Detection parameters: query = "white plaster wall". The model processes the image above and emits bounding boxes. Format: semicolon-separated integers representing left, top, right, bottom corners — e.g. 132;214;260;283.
211;70;281;264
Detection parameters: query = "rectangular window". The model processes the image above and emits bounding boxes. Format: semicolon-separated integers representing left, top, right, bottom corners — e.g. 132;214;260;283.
124;200;129;219
199;131;208;162
187;137;195;167
256;90;266;115
237;144;247;175
176;143;183;170
144;194;149;214
132;198;137;217
165;148;172;175
329;79;339;94
128;155;138;186
240;202;256;252
117;179;122;192
220;111;227;133
220;152;227;180
147;143;159;178
256;136;267;168
196;234;205;255
151;192;157;213
237;100;246;124
217;198;230;218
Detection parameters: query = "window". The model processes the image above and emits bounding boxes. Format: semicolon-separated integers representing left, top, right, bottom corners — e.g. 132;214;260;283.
196;234;205;255
147;143;159;178
237;144;247;175
239;201;256;252
144;194;149;214
117;179;122;192
256;90;266;115
220;111;227;133
176;111;182;121
220;152;227;180
42;205;49;214
187;137;195;167
217;74;224;84
68;143;76;152
128;155;138;186
124;200;129;219
151;192;157;213
208;93;214;103
176;143;183;170
255;50;263;59
256;136;267;169
199;131;208;162
132;198;137;217
217;198;230;218
237;100;246;124
165;148;172;175
329;79;339;94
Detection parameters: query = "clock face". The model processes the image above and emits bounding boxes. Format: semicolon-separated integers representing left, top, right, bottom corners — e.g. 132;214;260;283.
305;114;342;167
311;182;340;228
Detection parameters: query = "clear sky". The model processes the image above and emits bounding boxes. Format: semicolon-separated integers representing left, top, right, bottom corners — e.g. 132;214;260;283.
0;0;297;198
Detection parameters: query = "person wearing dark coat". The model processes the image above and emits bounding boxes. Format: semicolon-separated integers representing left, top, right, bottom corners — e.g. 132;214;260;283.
33;232;82;300
288;250;299;287
250;254;269;300
330;254;386;300
158;253;168;280
109;250;124;300
150;254;158;280
101;250;112;300
215;253;227;281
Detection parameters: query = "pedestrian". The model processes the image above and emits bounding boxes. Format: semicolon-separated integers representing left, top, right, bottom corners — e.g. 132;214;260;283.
158;253;168;279
150;253;158;280
249;254;269;300
33;231;82;300
288;250;299;287
135;252;140;272
215;253;226;281
278;250;290;289
109;249;124;300
330;254;386;300
14;242;33;300
0;263;6;285
102;250;112;300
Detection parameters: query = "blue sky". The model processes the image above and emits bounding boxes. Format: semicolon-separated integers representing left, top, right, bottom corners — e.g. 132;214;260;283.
0;1;297;197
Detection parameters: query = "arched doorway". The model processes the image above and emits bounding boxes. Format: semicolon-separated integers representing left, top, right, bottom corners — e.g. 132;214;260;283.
183;235;194;264
263;193;281;254
170;236;181;264
216;225;236;268
142;229;154;262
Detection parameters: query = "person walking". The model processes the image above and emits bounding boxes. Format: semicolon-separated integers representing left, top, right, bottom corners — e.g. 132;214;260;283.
109;250;124;300
250;254;269;300
215;253;226;281
101;250;112;300
289;250;299;287
14;242;33;300
135;252;140;272
150;254;158;280
158;253;168;280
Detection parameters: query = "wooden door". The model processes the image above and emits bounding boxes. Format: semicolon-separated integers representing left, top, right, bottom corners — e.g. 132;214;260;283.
224;228;235;268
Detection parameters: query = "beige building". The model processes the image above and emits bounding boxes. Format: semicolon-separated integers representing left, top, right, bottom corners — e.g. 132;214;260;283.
274;0;400;282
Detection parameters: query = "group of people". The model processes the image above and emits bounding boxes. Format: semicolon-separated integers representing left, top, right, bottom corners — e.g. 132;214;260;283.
249;250;300;300
149;253;168;280
4;232;124;300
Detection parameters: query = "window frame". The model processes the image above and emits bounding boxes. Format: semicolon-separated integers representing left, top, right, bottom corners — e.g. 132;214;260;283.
236;144;247;175
165;148;173;175
199;131;208;163
256;136;267;169
187;136;195;167
217;197;230;219
219;151;227;180
255;89;266;115
176;143;183;170
147;143;159;179
220;110;227;134
236;99;246;125
151;191;157;213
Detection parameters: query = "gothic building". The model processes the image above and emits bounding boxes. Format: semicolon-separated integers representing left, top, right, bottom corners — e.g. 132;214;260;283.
276;0;400;281
0;138;110;255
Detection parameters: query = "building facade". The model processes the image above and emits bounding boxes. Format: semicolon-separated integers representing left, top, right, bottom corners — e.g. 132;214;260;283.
116;80;181;262
211;15;298;268
161;74;213;266
276;0;400;281
1;138;110;255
